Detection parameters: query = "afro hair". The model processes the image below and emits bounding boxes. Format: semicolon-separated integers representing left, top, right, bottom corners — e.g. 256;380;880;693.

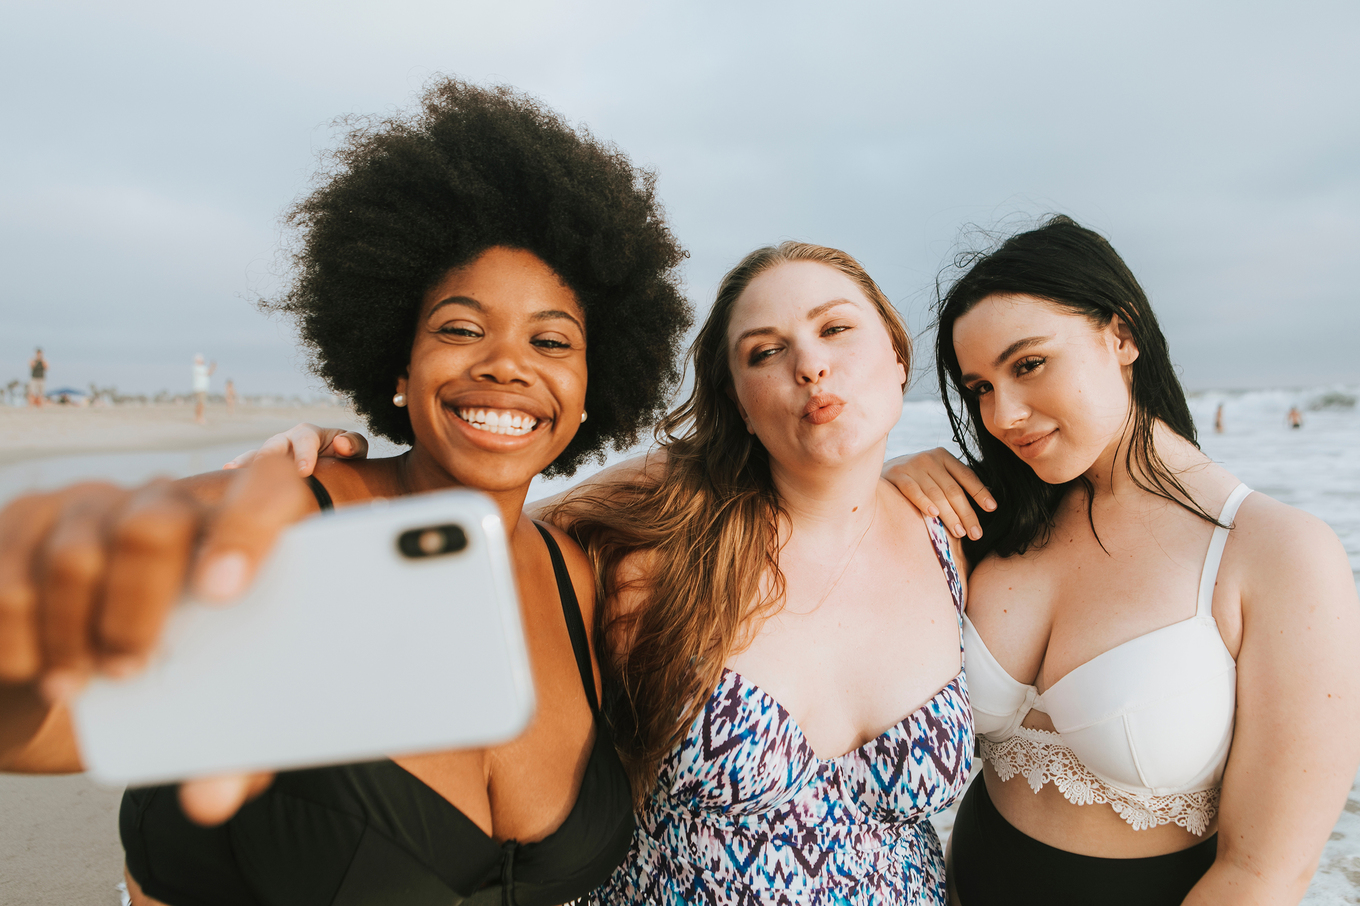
265;78;692;476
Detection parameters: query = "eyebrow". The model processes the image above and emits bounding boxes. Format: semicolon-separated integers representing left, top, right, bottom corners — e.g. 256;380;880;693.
733;298;856;346
959;335;1052;383
428;296;585;333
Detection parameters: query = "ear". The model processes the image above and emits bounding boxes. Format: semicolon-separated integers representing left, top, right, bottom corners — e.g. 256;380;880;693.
395;374;409;397
1110;315;1139;367
896;356;908;391
725;385;756;435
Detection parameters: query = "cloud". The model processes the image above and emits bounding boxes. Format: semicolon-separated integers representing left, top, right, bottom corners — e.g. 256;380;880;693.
1;0;1356;395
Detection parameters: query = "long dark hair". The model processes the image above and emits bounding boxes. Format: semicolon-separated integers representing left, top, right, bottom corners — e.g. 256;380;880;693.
934;215;1221;559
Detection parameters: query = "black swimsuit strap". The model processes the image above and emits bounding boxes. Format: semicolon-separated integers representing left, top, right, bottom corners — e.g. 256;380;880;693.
533;522;599;714
305;475;334;511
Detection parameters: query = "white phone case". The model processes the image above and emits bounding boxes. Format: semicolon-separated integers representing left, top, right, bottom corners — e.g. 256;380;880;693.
72;488;535;786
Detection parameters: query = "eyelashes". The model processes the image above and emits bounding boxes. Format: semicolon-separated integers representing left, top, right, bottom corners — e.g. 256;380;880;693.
963;356;1048;396
743;323;853;367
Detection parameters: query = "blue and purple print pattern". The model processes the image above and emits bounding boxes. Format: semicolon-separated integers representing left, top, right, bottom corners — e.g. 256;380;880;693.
587;518;973;905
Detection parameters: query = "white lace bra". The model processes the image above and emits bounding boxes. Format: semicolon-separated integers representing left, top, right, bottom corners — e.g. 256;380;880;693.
966;484;1252;835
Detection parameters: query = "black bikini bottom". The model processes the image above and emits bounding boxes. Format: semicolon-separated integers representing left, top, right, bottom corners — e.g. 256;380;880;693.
950;777;1218;905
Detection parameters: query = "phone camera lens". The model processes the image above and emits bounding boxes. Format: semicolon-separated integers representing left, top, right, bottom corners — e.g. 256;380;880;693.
417;529;444;555
398;525;468;558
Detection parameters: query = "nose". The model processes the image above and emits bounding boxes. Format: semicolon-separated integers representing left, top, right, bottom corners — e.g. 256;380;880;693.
794;345;829;385
473;336;534;386
987;384;1029;432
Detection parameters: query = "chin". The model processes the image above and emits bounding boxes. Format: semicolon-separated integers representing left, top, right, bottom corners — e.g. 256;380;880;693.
1026;457;1095;486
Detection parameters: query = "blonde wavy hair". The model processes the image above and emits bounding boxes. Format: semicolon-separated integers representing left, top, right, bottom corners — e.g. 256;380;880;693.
553;241;912;801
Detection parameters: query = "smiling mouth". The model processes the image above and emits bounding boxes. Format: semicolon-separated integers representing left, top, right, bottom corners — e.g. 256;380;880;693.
454;407;540;437
1012;429;1055;456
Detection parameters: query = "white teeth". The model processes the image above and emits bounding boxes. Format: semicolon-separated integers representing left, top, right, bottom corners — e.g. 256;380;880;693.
455;407;538;437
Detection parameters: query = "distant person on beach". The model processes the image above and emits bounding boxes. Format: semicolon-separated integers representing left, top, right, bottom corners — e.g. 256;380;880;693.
1214;402;1224;433
27;348;47;407
224;379;237;416
1287;405;1304;429
191;354;215;425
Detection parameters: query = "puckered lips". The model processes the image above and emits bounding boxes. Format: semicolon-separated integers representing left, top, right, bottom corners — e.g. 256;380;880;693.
802;392;846;425
1009;427;1056;460
442;393;553;450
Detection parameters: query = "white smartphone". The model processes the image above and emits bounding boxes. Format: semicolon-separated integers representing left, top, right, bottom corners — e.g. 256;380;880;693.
72;488;535;787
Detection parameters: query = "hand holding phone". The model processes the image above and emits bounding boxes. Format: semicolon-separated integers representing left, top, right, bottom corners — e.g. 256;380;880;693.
73;488;534;787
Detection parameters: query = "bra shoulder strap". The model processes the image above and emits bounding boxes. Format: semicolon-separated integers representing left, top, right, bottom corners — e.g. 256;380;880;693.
533;522;599;713
1196;483;1253;617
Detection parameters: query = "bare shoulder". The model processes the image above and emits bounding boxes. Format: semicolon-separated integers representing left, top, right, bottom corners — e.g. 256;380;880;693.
310;456;392;504
1229;491;1357;619
1231;491;1350;576
534;521;598;629
878;478;970;585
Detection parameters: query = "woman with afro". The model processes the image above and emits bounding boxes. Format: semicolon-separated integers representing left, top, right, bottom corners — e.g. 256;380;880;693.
0;79;691;906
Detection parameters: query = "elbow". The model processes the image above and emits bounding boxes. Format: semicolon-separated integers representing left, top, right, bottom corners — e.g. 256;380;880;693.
1203;848;1319;904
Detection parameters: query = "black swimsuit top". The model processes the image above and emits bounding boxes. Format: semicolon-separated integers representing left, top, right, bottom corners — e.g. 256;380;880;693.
121;478;635;906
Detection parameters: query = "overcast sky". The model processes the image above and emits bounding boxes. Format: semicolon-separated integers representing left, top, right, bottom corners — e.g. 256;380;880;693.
2;0;1356;400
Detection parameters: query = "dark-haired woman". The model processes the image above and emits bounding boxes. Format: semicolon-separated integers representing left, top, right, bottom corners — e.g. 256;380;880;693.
0;79;691;906
888;216;1360;904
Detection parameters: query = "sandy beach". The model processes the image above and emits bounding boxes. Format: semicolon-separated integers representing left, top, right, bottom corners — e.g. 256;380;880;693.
1;394;1358;904
0;403;371;469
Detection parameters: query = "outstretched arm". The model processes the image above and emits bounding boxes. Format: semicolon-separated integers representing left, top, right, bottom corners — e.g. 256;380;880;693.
224;423;671;528
1184;501;1360;905
0;455;315;823
525;450;668;521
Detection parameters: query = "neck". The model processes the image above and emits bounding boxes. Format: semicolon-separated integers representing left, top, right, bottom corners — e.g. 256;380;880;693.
1081;418;1209;505
769;441;886;539
397;446;532;540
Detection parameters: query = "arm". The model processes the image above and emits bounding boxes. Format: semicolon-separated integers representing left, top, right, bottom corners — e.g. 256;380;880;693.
223;424;370;473
882;448;996;541
0;456;314;821
1184;503;1360;905
525;450;668;522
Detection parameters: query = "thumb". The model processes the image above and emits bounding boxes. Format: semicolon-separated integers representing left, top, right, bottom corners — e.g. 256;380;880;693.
178;772;275;825
191;453;313;602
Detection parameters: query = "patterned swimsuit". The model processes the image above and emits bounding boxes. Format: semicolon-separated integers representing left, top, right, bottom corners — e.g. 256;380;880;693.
588;518;973;905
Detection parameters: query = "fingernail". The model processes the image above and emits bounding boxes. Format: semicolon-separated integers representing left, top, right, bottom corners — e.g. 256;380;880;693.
983;497;997;511
40;670;83;704
954;524;965;538
969;526;982;540
198;552;248;601
297;460;309;473
103;654;145;679
928;506;940;517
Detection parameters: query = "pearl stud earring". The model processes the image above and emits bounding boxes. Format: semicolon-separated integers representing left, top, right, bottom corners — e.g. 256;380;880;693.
580;411;588;423
392;393;407;407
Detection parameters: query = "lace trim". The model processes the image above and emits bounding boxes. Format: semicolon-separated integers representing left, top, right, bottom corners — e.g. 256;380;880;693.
979;727;1219;835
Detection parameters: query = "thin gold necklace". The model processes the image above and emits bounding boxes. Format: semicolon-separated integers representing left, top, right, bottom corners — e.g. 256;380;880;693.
786;493;878;616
